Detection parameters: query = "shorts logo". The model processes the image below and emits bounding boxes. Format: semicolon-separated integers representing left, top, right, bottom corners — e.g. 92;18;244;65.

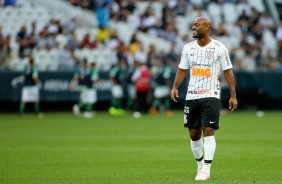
210;121;216;124
191;67;211;77
184;106;189;113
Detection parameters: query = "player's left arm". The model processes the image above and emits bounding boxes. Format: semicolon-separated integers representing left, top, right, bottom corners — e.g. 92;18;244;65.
220;45;238;111
223;69;238;111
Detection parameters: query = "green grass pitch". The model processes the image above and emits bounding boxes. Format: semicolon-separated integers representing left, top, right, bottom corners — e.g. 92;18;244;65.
0;111;282;184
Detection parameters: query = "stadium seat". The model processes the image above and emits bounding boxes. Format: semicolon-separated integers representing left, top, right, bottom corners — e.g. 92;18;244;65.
263;30;277;51
222;3;238;24
33;49;49;71
56;35;68;49
47;49;59;71
207;3;222;20
236;3;252;15
247;0;265;13
134;1;148;16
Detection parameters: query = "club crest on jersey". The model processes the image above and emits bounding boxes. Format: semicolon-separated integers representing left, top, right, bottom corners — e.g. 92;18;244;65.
205;49;214;59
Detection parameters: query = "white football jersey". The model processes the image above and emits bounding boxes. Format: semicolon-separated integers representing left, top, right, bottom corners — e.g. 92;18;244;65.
179;39;232;100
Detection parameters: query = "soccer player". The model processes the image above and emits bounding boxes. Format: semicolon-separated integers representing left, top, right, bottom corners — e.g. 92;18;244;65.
108;59;128;115
170;17;238;180
72;59;99;118
19;57;41;116
149;58;173;117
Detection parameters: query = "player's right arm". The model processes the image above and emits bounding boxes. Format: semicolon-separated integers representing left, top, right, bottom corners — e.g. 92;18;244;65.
170;68;188;102
170;44;190;102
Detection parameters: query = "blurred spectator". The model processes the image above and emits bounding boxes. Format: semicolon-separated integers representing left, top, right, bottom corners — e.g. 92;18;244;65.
107;30;120;51
175;0;189;16
27;22;38;36
176;34;190;53
95;0;111;28
147;44;158;68
165;42;179;69
116;42;129;65
16;26;31;57
134;45;147;65
58;45;79;71
36;26;49;49
259;12;275;31
96;25;111;44
80;33;98;49
227;20;241;38
252;23;263;43
215;21;229;36
2;0;16;6
129;33;141;54
276;22;282;60
80;0;91;9
0;28;11;69
238;10;250;34
64;17;80;35
69;0;80;6
247;8;260;34
159;22;178;42
123;0;136;14
66;31;79;50
48;19;59;35
131;59;152;118
260;49;278;71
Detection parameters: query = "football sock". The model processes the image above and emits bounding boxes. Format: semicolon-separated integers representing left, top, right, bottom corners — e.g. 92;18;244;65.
203;136;216;174
112;99;121;108
164;97;171;110
34;102;40;114
19;102;25;114
152;99;160;108
86;104;93;112
191;138;204;169
78;101;84;110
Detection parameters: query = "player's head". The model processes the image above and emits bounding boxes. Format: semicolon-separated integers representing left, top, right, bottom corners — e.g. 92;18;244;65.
90;62;96;68
192;17;212;39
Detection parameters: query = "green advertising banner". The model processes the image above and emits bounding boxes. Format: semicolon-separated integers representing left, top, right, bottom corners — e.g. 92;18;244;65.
0;72;112;102
0;71;281;102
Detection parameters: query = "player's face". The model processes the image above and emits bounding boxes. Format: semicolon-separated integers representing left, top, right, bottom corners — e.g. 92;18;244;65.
192;19;207;39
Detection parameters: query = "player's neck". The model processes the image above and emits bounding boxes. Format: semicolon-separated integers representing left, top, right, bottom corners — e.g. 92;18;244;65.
197;37;212;47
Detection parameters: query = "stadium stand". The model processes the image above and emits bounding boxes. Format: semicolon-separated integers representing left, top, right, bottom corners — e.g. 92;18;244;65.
0;0;281;72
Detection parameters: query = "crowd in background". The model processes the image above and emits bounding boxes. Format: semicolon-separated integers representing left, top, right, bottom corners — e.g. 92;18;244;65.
0;0;282;72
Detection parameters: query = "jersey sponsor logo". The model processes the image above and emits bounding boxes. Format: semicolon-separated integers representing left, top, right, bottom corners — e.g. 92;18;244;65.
192;62;211;67
188;89;211;95
191;67;211;77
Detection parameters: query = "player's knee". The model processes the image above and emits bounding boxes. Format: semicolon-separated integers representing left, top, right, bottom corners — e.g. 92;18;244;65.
203;127;215;137
189;128;202;141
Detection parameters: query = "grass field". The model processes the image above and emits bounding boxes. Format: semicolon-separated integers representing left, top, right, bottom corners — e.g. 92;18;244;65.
0;111;282;184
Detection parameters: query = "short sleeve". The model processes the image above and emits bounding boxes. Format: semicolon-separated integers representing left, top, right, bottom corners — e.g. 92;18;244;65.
219;45;233;70
178;45;189;69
